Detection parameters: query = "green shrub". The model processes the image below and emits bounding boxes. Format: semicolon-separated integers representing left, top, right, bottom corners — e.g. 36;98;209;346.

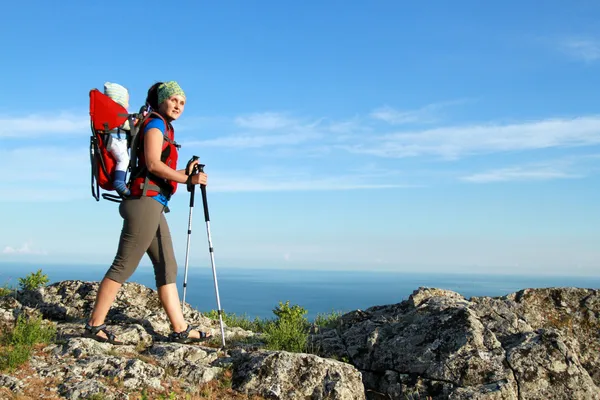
204;310;268;332
204;302;344;354
0;277;16;298
0;314;56;372
0;344;30;372
0;286;13;298
5;314;56;347
272;300;309;326
263;300;309;353
18;269;49;291
314;310;342;328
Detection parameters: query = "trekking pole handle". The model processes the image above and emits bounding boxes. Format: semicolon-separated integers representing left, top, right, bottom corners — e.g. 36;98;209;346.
186;156;199;192
186;156;199;207
198;164;211;222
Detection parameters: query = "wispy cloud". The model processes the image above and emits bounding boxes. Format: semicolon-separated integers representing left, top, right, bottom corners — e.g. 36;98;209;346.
206;169;413;192
559;38;600;62
0;146;90;201
369;100;468;125
460;153;600;183
182;111;327;149
0;112;88;138
461;166;580;183
210;178;404;192
234;112;297;130
342;116;600;159
184;131;320;149
2;241;47;255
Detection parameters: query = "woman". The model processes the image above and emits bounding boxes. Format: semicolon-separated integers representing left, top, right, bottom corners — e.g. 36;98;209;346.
84;81;211;344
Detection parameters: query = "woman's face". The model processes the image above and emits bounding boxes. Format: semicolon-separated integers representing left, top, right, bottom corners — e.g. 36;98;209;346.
159;94;186;121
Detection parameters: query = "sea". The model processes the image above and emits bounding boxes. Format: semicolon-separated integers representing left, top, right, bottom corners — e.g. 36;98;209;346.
1;262;599;321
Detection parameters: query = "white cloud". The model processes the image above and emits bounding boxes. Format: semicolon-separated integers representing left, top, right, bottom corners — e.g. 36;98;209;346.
183;112;329;149
0;112;88;138
369;100;467;125
208;176;406;192
2;241;47;255
205;168;412;193
461;166;580;183
460;153;600;183
343;116;600;159
184;131;320;149
234;112;297;130
0;146;89;182
0;146;91;202
559;38;600;62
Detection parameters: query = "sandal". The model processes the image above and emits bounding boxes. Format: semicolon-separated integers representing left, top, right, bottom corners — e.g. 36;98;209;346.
83;323;124;345
169;324;211;344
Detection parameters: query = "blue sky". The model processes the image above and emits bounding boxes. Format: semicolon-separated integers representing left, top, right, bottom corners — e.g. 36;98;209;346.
1;1;599;276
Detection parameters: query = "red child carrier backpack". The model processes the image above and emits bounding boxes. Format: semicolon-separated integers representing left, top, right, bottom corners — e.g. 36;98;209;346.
88;89;147;203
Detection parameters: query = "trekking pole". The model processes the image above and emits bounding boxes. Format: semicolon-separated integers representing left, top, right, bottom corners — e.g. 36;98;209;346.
198;163;227;348
181;155;199;314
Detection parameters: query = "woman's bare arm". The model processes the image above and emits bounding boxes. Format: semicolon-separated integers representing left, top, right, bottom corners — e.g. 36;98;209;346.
144;128;207;185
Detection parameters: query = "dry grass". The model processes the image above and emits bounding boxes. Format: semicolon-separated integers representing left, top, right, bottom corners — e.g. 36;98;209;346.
126;368;267;400
0;345;64;399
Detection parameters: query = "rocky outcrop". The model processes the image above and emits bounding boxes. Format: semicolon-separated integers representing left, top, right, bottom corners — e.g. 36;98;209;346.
232;350;365;399
1;280;599;399
310;287;600;399
0;280;366;400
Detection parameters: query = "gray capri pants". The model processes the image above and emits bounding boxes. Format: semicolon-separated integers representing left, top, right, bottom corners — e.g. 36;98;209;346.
105;196;178;287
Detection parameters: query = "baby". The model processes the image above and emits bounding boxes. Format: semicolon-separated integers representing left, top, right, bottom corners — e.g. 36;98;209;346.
103;82;131;197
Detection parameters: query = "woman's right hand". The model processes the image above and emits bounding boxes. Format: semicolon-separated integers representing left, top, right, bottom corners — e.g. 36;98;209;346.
191;172;208;186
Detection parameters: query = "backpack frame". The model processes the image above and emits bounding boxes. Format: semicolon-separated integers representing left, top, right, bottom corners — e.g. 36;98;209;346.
88;88;149;203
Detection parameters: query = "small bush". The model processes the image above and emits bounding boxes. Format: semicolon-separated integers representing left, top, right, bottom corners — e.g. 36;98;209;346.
314;310;342;328
18;269;49;291
204;310;267;332
0;314;56;372
0;277;16;298
272;300;309;326
204;302;344;354
263;301;309;353
0;286;13;298
2;314;56;347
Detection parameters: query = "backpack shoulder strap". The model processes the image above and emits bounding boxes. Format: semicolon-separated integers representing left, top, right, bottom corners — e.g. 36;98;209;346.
128;111;180;182
147;111;181;148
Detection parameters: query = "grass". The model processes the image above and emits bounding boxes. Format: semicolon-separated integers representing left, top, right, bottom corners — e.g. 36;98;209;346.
204;301;343;354
0;280;17;298
123;367;267;400
204;310;269;333
0;313;57;372
314;310;343;328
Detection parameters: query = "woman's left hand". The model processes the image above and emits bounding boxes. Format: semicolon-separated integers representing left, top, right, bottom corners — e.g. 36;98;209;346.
186;159;199;175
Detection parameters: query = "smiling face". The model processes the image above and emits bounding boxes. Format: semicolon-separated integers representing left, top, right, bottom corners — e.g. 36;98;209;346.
159;94;186;121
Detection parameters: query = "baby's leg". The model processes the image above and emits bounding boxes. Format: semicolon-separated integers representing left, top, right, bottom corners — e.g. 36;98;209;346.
108;137;131;196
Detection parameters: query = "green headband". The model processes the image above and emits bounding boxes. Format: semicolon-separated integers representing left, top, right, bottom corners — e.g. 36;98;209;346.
157;81;186;105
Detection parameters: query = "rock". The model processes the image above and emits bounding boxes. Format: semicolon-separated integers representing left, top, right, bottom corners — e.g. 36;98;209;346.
58;378;114;400
310;286;600;399
0;295;20;330
3;280;600;400
471;287;600;387
504;329;599;399
147;343;223;385
232;350;366;400
0;373;24;393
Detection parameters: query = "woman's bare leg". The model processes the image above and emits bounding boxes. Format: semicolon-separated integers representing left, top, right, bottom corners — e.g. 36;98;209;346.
158;283;210;339
87;277;122;339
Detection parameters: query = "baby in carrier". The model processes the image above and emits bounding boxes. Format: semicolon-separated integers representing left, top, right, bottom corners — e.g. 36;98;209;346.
103;82;131;197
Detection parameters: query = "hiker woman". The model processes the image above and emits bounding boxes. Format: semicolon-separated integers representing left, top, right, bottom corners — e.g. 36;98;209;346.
84;81;212;344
